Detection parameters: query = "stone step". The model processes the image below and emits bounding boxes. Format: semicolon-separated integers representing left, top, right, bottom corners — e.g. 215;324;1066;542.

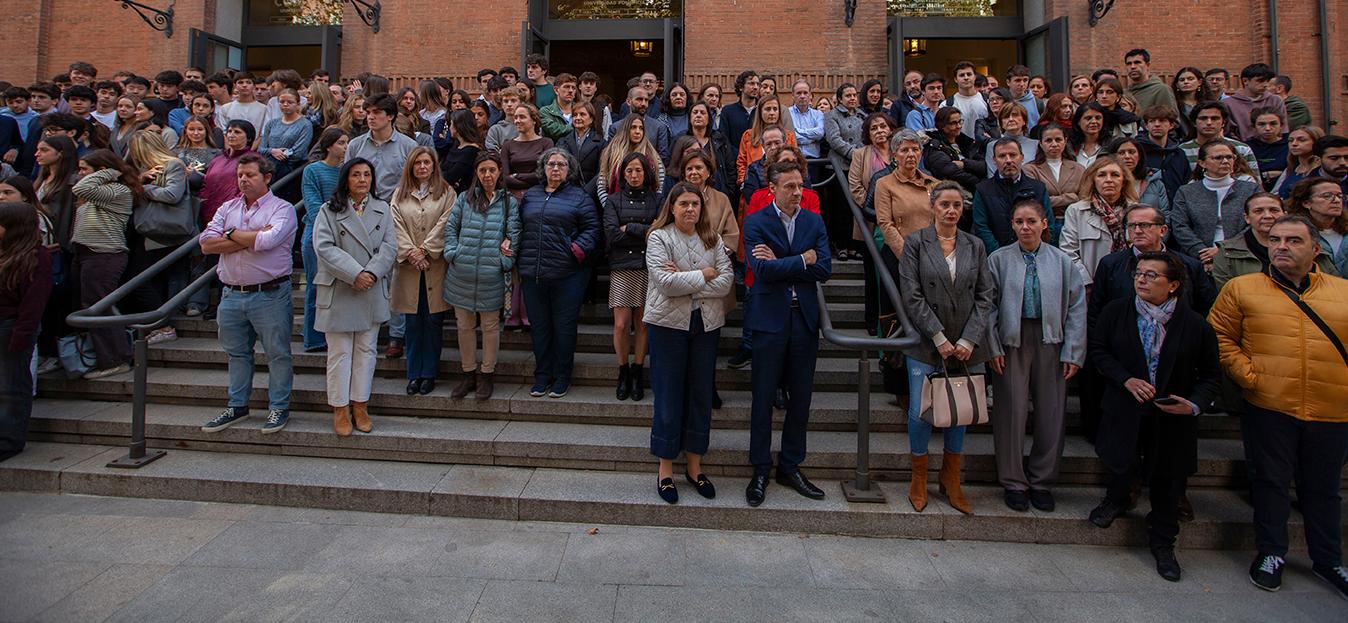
2;441;1323;550
23;400;1275;487
137;337;886;392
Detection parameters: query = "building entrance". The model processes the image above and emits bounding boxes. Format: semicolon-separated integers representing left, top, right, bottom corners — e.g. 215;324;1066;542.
548;40;665;107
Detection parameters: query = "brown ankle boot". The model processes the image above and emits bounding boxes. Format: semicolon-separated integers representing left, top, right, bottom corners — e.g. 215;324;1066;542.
474;371;495;400
908;454;929;512
333;405;352;437
938;451;973;515
352;401;372;433
451;370;477;399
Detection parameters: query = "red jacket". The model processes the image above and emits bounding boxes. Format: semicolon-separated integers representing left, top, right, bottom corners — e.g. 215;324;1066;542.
742;188;821;289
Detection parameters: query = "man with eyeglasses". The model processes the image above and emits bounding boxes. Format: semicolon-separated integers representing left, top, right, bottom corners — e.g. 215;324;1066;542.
1208;214;1348;598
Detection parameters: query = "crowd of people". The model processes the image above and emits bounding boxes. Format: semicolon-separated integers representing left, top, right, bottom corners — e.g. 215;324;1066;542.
0;49;1346;591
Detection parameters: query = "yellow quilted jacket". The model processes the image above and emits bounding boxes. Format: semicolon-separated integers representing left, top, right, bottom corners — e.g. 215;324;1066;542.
1208;270;1348;422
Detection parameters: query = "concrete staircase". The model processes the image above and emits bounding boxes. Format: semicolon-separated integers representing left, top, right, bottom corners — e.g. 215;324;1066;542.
9;260;1337;547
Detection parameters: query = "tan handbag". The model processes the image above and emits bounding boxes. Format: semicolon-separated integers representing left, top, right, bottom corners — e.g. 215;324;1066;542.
920;359;989;428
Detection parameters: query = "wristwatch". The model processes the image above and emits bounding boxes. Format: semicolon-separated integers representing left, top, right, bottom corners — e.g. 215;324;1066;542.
224;227;236;241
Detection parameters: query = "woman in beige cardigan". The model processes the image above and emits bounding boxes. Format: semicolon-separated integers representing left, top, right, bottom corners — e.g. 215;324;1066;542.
1023;124;1085;241
845;112;896;260
391;147;456;396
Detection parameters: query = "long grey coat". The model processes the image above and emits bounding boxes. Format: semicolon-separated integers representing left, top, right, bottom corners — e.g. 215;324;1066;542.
1167;179;1259;257
313;197;398;333
897;226;997;366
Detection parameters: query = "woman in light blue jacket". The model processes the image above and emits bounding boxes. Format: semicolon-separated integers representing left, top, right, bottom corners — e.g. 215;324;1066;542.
442;152;521;400
986;199;1087;513
313;158;397;437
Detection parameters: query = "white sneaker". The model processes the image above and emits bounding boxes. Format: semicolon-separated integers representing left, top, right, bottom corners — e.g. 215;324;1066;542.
36;357;61;375
146;327;178;345
83;363;131;380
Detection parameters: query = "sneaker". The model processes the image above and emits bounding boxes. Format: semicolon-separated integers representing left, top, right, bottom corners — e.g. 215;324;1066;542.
1088;498;1125;528
184;306;203;317
1312;564;1348;601
726;349;752;370
146;327;177;345
201;407;249;432
529;381;550;397
1249;554;1285;592
548;382;570;399
83;363;131;380
260;409;289;434
36;357;61;375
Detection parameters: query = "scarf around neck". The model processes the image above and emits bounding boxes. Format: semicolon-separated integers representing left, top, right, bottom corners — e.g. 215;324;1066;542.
1090;193;1128;252
1135;295;1177;384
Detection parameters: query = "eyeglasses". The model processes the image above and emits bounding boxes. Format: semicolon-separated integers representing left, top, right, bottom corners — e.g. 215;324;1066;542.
1206;154;1237;161
544;162;568;169
1127;222;1164;230
1313;192;1345;202
1132;270;1166;282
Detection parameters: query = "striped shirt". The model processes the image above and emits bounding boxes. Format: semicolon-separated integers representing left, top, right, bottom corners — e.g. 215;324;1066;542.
70;169;133;253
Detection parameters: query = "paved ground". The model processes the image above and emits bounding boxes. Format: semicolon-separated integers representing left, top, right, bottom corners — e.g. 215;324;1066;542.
0;492;1343;622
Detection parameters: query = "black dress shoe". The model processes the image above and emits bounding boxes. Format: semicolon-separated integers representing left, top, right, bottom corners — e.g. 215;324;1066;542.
418;378;435;395
745;475;769;507
773;387;788;410
1029;489;1055;512
1152;546;1182;582
685;473;716;499
1004;489;1030;512
657;477;678;504
711;389;723;410
406;379;420;395
1089;498;1126;528
776;471;825;500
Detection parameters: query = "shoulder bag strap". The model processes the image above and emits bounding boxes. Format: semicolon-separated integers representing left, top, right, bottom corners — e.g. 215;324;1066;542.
1278;286;1348;367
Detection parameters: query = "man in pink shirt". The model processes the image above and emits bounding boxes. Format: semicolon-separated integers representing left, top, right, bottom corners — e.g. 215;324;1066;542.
197;154;297;435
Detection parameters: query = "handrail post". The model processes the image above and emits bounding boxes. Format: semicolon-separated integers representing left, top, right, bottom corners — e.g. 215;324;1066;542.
106;329;165;468
842;348;885;503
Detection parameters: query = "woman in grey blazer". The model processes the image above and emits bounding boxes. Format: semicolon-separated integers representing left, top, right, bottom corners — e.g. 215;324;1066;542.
1168;140;1260;266
896;180;997;516
313;158;398;437
986;200;1087;513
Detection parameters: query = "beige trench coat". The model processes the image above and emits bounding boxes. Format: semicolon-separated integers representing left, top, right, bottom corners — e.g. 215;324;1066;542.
391;187;457;314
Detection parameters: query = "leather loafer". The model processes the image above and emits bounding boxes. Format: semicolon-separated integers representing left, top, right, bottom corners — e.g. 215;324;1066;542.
657;477;678;505
1004;489;1030;512
685;473;716;499
1152;546;1182;582
417;378;435;395
406;379;419;395
745;475;769;507
1089;498;1125;528
776;471;825;500
1029;489;1055;512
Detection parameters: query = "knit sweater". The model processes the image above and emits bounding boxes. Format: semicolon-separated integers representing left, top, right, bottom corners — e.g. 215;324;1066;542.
300;160;342;228
70;169;134;253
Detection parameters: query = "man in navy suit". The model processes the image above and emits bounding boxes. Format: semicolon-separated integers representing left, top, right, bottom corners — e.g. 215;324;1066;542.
742;161;832;506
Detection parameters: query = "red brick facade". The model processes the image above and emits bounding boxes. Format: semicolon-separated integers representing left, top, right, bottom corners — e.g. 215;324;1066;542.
1;0;1341;129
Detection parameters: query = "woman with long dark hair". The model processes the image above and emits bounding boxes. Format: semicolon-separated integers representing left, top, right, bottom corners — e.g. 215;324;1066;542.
657;83;692;139
442;152;521;400
603;152;661;401
682;100;734;200
1024;124;1084;237
1104;136;1169;214
734;95;796;186
71;149;142;379
0;202;54;461
859;79;886;116
1070;102;1111;167
1092;78;1139;138
173;115;221;175
644;182;733;503
441;110;485;192
297;127;348;351
1170;66;1204;138
500;103;554;200
313;158;397;436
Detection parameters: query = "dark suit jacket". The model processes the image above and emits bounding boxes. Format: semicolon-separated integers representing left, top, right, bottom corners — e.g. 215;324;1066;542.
1087;247;1216;330
896;226;997;366
1089;297;1222;477
742;203;831;334
559;129;606;188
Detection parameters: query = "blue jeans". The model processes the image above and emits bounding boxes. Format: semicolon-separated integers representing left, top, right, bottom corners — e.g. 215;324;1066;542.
404;273;445;380
520;268;589;388
648;311;719;459
217;286;293;411
300;230;326;350
906;356;985;455
387;306;405;340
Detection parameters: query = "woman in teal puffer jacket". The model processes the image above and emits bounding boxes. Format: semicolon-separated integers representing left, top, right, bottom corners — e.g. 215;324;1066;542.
442;152;522;400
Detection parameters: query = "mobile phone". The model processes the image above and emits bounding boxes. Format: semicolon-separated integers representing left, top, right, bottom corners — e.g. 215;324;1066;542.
1153;396;1180;406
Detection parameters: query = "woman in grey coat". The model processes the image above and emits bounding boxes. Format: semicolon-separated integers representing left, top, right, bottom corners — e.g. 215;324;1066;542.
896;180;997;516
986;200;1087;513
313;158;397;437
1168;140;1260;266
442;152;521;400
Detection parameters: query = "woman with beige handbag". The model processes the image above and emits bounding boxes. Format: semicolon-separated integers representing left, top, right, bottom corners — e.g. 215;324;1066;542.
896;180;997;515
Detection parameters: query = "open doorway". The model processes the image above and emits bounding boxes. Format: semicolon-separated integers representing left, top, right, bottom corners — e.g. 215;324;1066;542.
548;40;665;106
901;38;1019;85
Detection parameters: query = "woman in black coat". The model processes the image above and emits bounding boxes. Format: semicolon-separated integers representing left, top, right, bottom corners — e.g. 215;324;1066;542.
923;107;987;192
1087;250;1222;583
601;152;661;401
558;102;606;189
440;110;484;193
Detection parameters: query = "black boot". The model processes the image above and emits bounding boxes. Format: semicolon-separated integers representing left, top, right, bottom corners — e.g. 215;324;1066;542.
616;363;630;400
630;363;645;401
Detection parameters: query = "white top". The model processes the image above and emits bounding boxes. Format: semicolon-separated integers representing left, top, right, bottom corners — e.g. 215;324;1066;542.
945;249;958;282
1204;175;1236;242
1046;158;1063;179
951;92;988;139
216;100;268;133
91;110;116;129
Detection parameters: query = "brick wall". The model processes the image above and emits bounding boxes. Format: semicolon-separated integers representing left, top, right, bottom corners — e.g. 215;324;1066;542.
683;0;888;76
339;1;527;83
0;0;44;83
1047;0;1343;131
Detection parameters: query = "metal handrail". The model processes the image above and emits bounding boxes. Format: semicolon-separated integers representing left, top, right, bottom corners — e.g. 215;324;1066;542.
802;155;922;503
64;162;309;468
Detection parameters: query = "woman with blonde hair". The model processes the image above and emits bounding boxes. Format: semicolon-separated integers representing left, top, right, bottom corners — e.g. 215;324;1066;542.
1060;156;1137;284
391;146;456;396
598;114;664;206
1272;125;1325;198
304;80;341;130
734;94;797;186
124;130;194;345
336;93;368;138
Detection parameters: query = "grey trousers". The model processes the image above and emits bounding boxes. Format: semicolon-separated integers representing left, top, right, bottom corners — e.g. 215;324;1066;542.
991;320;1067;492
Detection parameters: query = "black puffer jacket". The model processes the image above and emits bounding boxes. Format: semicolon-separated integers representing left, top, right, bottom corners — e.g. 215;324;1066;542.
923;129;988;191
602;185;661;271
517;182;601;281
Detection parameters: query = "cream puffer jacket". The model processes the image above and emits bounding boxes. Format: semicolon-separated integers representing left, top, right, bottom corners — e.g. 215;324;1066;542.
643;225;733;332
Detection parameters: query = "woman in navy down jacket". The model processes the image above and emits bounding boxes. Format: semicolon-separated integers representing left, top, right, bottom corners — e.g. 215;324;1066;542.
517;147;601;399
